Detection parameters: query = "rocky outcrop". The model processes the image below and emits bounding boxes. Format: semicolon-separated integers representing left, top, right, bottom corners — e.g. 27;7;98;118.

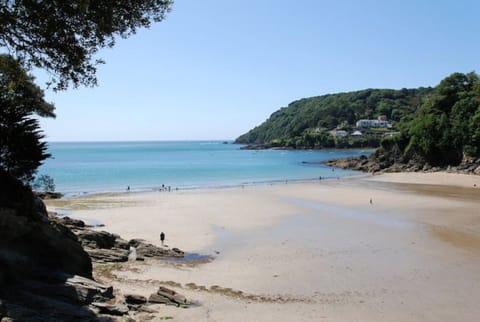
0;271;114;320
148;286;189;307
1;276;191;320
324;151;480;175
124;294;148;305
0;171;190;320
51;215;185;264
0;209;92;284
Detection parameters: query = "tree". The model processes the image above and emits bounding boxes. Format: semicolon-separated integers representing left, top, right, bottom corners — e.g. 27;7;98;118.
0;1;174;184
0;54;54;182
0;0;173;90
403;72;480;165
33;174;56;193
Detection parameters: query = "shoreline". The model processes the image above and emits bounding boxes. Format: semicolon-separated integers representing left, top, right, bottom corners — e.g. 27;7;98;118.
45;172;480;321
53;172;371;199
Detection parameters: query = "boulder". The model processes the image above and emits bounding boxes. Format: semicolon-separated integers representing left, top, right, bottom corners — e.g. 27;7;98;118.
136;242;184;258
124;294;147;305
148;286;188;307
53;215;85;228
77;230;118;249
20;274;113;305
91;302;129;316
0;208;92;282
0;290;99;321
87;248;129;263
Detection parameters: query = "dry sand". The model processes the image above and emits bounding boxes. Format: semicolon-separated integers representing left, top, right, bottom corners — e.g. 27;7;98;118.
46;173;480;321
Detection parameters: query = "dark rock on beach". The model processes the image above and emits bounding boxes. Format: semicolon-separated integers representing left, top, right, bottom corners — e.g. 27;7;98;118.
324;150;480;175
0;271;118;321
148;286;189;307
1;170;189;320
124;294;148;305
50;215;185;263
34;191;63;200
0;208;93;283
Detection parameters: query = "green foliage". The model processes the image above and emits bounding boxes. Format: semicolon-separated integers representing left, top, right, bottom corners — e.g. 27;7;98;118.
0;54;54;182
33;174;56;193
236;87;432;148
0;0;173;90
237;71;480;167
406;72;480;165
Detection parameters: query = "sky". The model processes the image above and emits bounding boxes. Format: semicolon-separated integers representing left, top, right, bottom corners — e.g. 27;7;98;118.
38;0;480;142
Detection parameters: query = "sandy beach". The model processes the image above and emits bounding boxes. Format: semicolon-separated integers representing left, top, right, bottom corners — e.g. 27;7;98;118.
46;173;480;321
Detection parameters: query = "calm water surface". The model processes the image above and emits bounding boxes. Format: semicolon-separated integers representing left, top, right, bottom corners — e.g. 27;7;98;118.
39;141;370;195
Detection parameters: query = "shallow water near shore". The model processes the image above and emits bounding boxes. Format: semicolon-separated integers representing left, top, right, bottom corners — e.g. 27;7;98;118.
39;141;369;195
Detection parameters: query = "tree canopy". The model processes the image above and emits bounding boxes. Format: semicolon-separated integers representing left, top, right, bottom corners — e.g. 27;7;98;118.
404;72;480;165
0;54;54;182
0;1;173;186
0;0;173;90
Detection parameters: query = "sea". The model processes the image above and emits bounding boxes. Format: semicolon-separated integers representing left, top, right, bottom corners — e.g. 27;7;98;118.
38;141;370;195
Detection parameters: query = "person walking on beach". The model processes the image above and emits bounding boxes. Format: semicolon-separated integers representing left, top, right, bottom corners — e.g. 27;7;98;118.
369;198;373;205
160;232;165;246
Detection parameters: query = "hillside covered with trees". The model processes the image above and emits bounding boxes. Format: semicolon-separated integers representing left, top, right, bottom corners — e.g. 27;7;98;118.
375;72;480;167
235;87;433;149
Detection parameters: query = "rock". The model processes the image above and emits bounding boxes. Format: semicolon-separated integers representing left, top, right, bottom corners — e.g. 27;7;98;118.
323;151;480;176
172;248;184;255
54;215;85;228
475;166;480;175
136;305;158;313
128;238;144;247
64;275;113;303
0;290;98;321
33;196;49;223
77;230;118;249
86;248;129;263
69;227;184;264
0;207;92;282
34;191;63;200
148;286;188;307
21;273;113;305
136;242;184;258
91;302;129;316
0;299;6;317
115;237;130;250
124;294;147;305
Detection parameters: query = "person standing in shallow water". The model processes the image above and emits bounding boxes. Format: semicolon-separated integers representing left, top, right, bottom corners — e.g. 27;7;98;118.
160;232;165;245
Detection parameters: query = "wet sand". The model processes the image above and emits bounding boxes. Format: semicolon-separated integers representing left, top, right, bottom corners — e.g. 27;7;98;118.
46;173;480;321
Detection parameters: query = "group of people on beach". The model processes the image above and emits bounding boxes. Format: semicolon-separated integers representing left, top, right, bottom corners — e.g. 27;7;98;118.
159;184;172;192
126;184;176;192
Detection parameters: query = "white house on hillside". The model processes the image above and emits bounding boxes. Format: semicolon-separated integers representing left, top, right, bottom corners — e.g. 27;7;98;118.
330;129;348;137
356;119;389;128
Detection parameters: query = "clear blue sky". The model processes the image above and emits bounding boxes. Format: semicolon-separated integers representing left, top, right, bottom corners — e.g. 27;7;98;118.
39;0;480;142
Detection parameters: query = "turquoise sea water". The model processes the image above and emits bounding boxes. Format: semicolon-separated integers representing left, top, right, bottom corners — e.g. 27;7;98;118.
38;141;370;195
